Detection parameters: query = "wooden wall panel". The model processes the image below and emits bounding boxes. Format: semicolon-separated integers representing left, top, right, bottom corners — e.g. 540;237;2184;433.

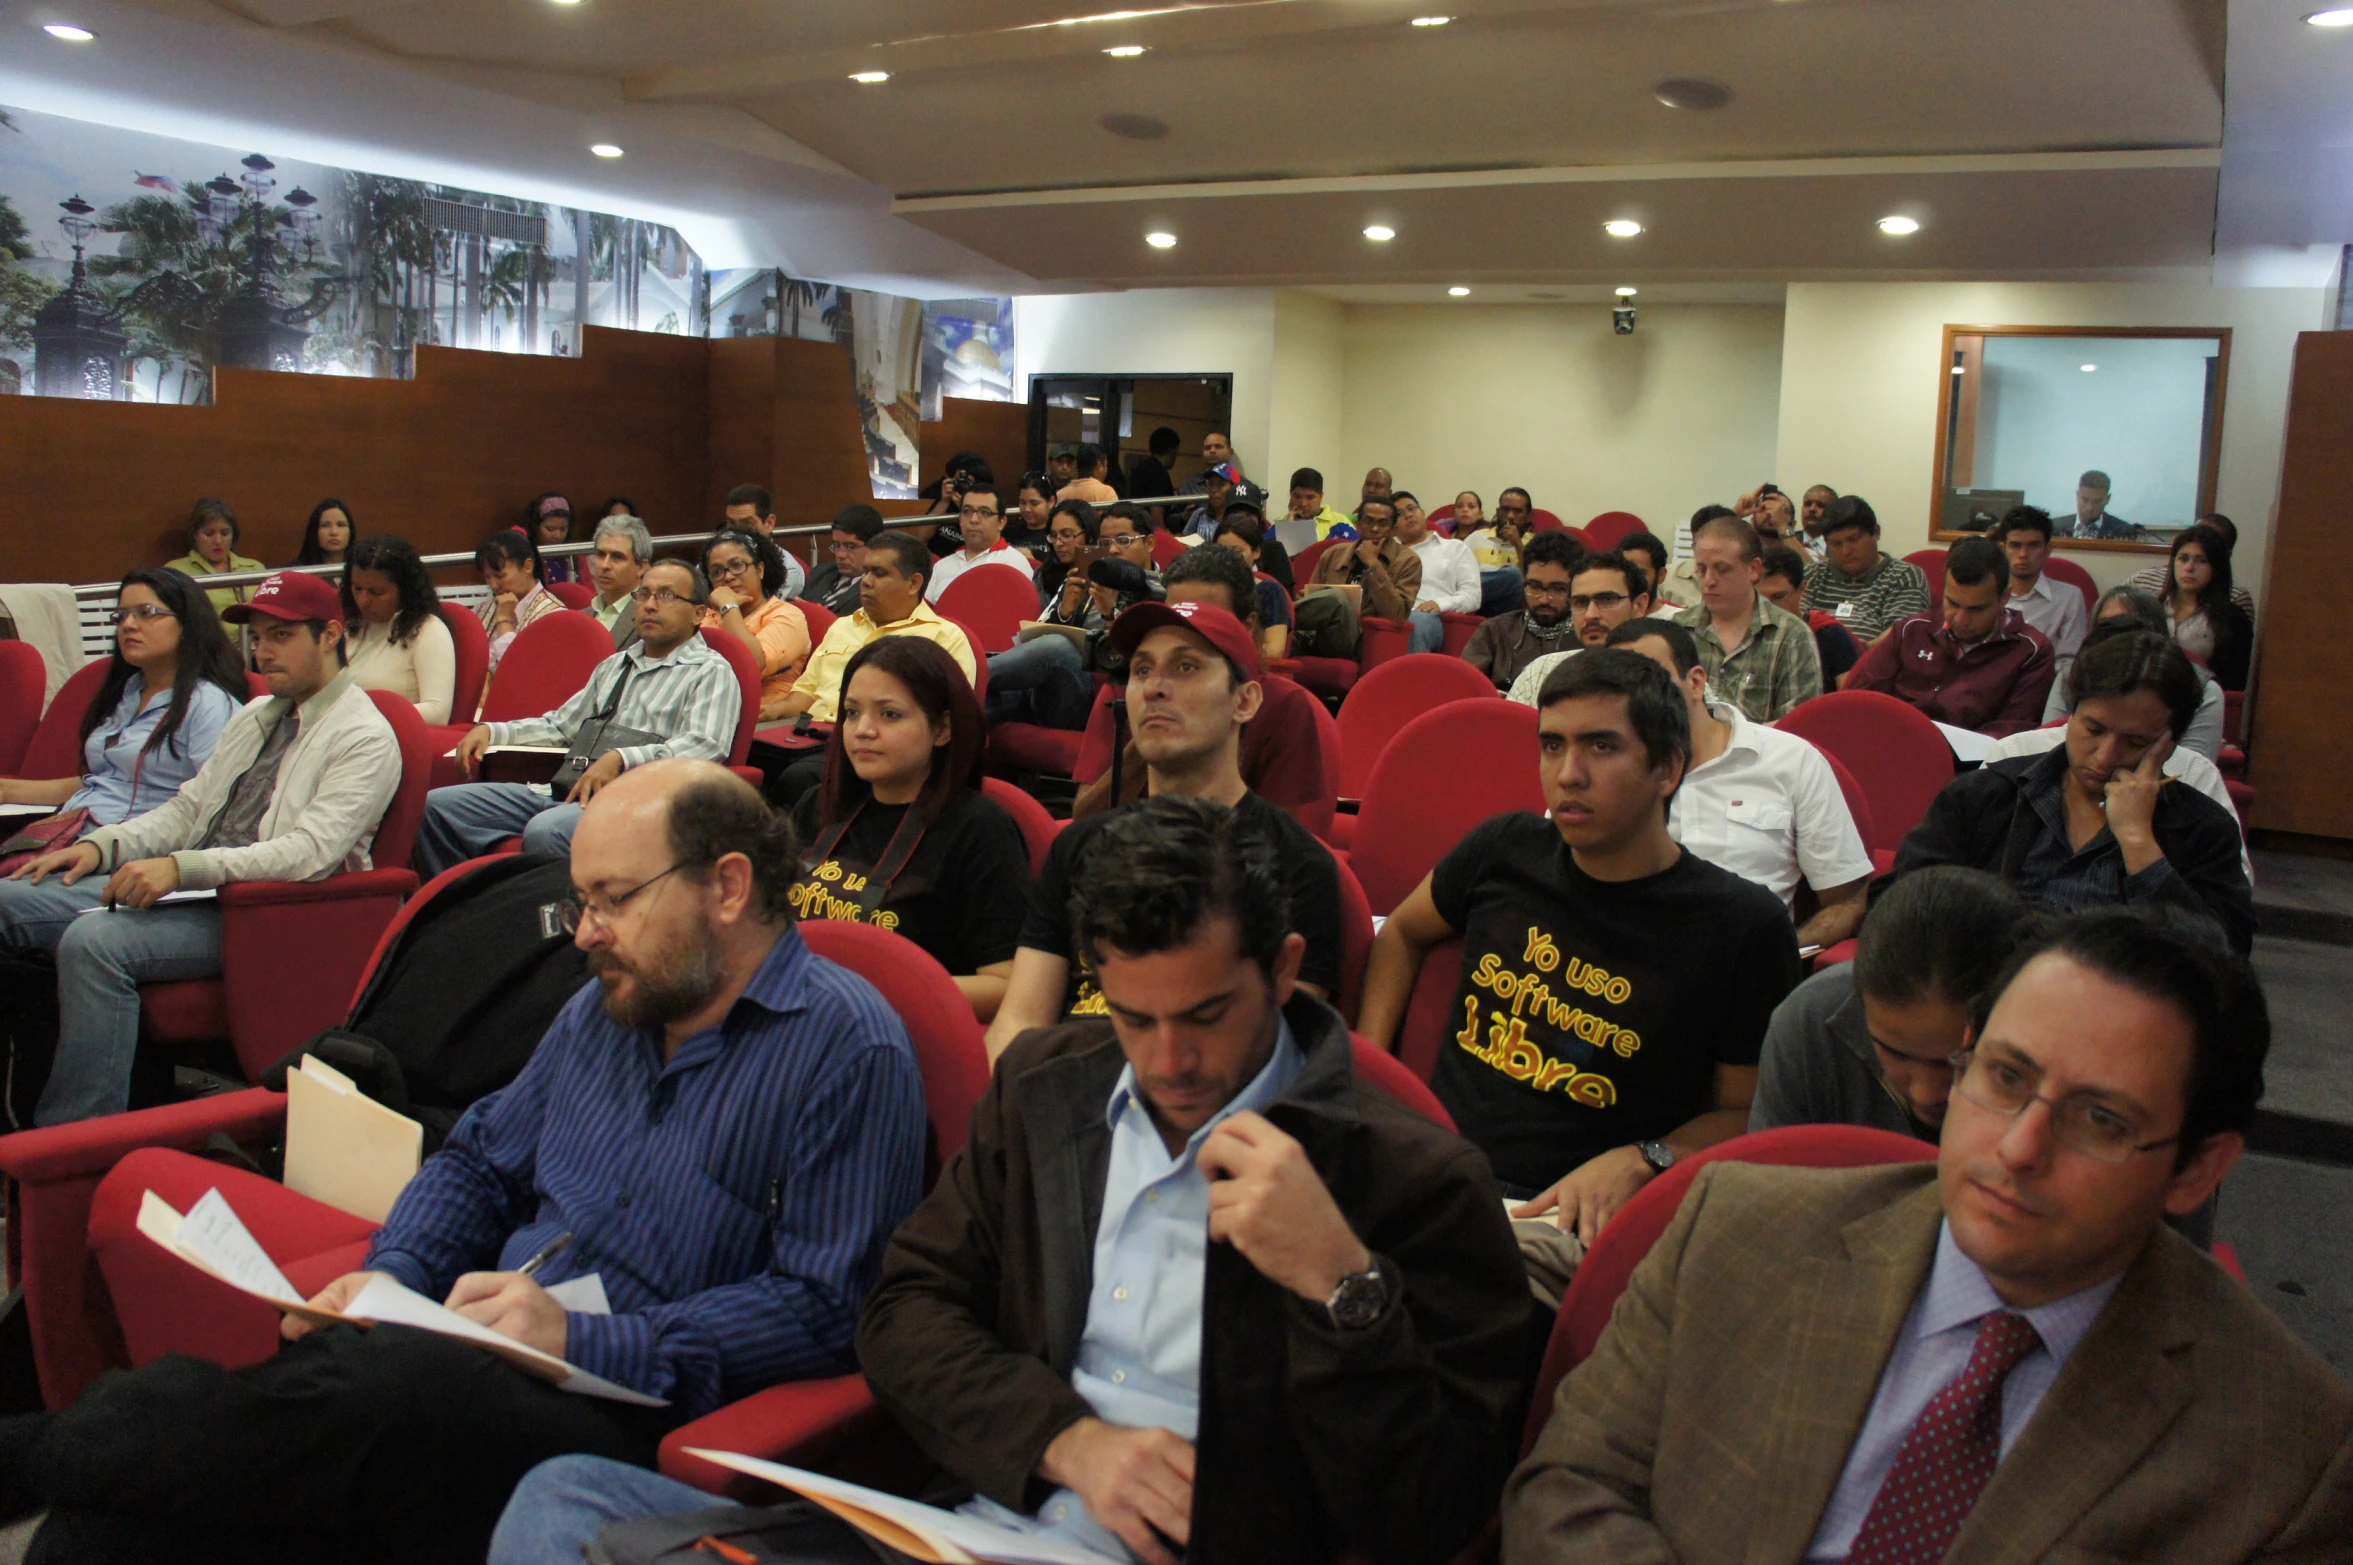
920;398;1030;495
2247;331;2353;840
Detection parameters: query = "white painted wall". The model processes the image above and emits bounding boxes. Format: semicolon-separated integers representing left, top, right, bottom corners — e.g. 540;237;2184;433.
1013;289;1278;479
1267;291;1347;498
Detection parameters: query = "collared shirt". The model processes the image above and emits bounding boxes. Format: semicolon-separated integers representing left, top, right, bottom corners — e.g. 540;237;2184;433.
925;541;1036;604
197;707;299;851
1673;594;1824;723
587;589;632;633
1408;532;1482;613
789;603;980;722
1671;699;1874;907
1845;609;2058;737
490;637;740;771
1981;724;2251;883
63;674;242;826
2006;572;2088;663
363;926;927;1419
1506;645;1584;707
703;596;811;702
2009;744;2211;918
1807;1221;2124;1560
1461;527;1520;570
1466;611;1580;692
966;1018;1306;1559
1803;554;1931;644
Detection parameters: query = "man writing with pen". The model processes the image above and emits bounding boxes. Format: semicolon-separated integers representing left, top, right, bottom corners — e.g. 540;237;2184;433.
0;760;930;1565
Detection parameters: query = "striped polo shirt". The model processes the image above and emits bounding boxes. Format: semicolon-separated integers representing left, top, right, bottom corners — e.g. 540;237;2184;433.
1802;553;1931;643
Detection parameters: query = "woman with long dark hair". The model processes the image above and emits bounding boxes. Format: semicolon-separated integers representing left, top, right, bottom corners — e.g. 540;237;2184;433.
526;492;580;584
164;498;264;614
2163;523;2254;690
0;569;246;892
699;528;810;705
291;499;355;571
476;527;562;673
790;636;1031;1019
342;535;456;724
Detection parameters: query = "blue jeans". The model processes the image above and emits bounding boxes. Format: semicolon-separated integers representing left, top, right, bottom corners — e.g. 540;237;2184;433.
1478;567;1523;619
985;635;1093;730
416;784;582;876
1408;610;1447;654
491;1456;884;1565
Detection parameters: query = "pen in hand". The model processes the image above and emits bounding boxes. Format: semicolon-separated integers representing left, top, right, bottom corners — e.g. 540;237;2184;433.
517;1232;573;1279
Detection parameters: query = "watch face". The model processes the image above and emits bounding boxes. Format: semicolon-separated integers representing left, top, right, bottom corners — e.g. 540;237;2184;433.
1327;1269;1388;1331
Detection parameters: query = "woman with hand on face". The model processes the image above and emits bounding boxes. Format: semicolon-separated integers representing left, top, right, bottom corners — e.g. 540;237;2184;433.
791;636;1032;1020
2162;523;2253;691
475;527;563;674
699;527;811;704
291;498;355;574
341;534;457;725
165;498;265;616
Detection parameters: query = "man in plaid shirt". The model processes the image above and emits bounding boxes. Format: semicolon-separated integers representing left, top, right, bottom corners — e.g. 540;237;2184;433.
1673;515;1822;722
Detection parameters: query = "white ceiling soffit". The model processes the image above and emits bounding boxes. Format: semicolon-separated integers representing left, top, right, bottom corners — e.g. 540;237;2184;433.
2214;0;2353;285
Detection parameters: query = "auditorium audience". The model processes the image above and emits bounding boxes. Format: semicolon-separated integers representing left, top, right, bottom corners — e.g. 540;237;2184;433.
1031;495;1098;610
526;493;577;584
1181;462;1246;540
1464;530;1585;691
166;497;264;614
1455;489;1531;616
1360;651;1800;1243
599;495;637;522
1285;466;1356;541
925;483;1037;603
1803;496;1929;643
420;559;740;871
804;504;885;618
767;532;978;725
1797;482;1838;559
1126;424;1180;498
1008;470;1058;560
0;762;927;1563
1610;618;1873;947
2045;594;2227;761
1209;510;1295;661
1176;429;1241;493
1044;444;1077;493
983;501;1120;733
3;572;399;1124
790;638;1028;1020
1056;443;1120;505
1846;535;2057;736
1741;484;1798;544
1301;493;1422;654
585;513;650;652
1653;503;1729;610
2160;523;2253;691
985;602;1345;1061
476;527;564;675
494;793;1527;1565
2058;466;2143;540
1505;551;1656;705
1506;908;2344;1565
721;482;810;598
1888;629;2254;954
2128;512;2256;618
1493;487;1536;542
699;528;811;702
1993;505;2089;665
1675;514;1823;722
290;498;353;571
341;534;457;726
1759;543;1862;686
1752;866;2034;1139
1396;489;1481;652
1619;531;1679;610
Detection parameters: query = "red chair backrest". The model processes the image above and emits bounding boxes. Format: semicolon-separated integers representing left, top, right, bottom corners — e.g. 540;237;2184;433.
1526;1125;1935;1454
1774;690;1955;851
1428;503;1457;535
1150;531;1186;570
981;776;1061;878
438;602;491;725
1395;938;1463;1083
545;580;596;611
936;568;1036;656
796;920;990;1179
14;660;113;781
1349;1035;1454;1132
1349;701;1544;915
698;627;763;767
361;689;433;873
2041;556;2098;615
1336;655;1499;799
798;599;838;645
1814;746;1881;860
1293;538;1335;586
246;673;270;699
1904;547;1949;602
1299;681;1343;845
479;612;615;723
1335;856;1375;1026
1583;512;1647;551
0;643;47;774
1073;683;1127;784
1529;509;1570;534
2223;688;2245;744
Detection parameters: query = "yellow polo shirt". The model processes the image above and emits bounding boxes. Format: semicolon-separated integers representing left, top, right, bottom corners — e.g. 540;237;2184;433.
788;601;979;722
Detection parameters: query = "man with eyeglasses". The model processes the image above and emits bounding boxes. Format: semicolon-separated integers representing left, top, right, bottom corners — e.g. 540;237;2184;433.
923;483;1035;604
1464;530;1585;691
1505;551;1655;705
1509;906;2350;1565
803;505;884;619
0;761;928;1562
417;559;741;875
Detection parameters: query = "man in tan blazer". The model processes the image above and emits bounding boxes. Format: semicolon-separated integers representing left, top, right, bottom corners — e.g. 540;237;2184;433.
1506;908;2352;1565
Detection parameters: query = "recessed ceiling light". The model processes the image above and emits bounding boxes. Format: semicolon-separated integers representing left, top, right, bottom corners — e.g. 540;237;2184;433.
548;0;582;7
1614;285;1638;297
2305;7;2353;24
1653;77;1733;111
43;22;94;39
1104;43;1147;56
2080;363;2099;372
589;143;624;158
849;70;891;83
1604;219;1644;238
1145;230;1178;249
1363;224;1396;242
1448;285;1471;296
1877;214;1921;235
1411;14;1452;25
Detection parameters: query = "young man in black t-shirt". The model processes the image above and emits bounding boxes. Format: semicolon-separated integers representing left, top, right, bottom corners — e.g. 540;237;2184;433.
987;601;1345;1062
1359;651;1799;1243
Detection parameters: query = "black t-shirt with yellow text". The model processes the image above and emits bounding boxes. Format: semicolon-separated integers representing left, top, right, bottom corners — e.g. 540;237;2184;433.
789;788;1031;976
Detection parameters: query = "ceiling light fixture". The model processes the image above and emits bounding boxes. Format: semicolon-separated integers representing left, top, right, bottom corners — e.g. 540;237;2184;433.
43;22;95;38
2081;363;2098;372
1653;77;1732;111
1448;285;1471;296
1614;286;1638;297
849;70;891;83
1604;219;1643;238
1145;230;1178;249
1952;365;1966;375
1877;214;1921;235
1104;43;1147;55
2304;7;2353;24
1411;15;1452;25
548;0;582;7
589;143;624;158
1363;224;1397;241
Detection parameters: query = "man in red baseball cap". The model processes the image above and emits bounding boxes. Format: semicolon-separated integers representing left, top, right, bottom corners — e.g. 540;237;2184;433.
12;569;400;1124
983;598;1347;1060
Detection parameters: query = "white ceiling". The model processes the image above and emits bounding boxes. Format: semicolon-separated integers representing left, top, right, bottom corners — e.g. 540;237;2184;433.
7;0;2346;297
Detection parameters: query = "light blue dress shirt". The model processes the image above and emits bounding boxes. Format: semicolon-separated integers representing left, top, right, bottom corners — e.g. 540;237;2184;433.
61;675;242;826
1806;1220;2125;1561
962;1019;1306;1563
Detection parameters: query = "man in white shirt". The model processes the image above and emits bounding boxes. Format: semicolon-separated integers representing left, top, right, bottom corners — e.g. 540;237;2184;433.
924;484;1035;603
586;514;649;652
1994;505;2087;668
1394;490;1480;653
1612;617;1874;949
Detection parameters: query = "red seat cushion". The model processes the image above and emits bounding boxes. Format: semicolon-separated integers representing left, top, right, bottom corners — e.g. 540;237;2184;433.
139;979;230;1045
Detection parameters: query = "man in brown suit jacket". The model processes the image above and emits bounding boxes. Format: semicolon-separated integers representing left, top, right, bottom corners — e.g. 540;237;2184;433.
1506;907;2352;1565
1307;492;1423;623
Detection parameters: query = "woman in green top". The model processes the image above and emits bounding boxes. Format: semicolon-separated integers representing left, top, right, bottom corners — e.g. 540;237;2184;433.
163;498;265;615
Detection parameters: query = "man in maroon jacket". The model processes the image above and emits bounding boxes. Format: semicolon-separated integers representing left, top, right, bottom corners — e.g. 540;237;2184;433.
1846;536;2057;737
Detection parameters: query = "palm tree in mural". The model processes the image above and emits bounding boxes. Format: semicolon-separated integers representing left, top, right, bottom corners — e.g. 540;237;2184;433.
779;275;821;338
821;292;855;347
0;191;46;358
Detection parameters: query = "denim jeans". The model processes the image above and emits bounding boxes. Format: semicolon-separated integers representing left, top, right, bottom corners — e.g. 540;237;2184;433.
985;635;1093;730
1408;610;1447;654
490;1455;881;1565
0;871;109;956
40;897;223;1124
416;784;582;876
1478;567;1524;619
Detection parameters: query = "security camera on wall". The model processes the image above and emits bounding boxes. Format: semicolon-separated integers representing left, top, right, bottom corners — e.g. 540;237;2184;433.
1612;305;1637;335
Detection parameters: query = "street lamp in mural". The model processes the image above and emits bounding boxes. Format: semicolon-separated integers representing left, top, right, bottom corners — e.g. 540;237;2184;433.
212;154;346;375
31;195;129;399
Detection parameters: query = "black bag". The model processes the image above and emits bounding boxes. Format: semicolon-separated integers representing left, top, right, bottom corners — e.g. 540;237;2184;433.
589;1499;904;1565
262;853;590;1150
552;663;666;794
0;949;60;1131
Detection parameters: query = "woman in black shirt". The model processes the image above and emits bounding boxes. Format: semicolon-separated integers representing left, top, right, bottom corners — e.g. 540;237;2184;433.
789;636;1033;1019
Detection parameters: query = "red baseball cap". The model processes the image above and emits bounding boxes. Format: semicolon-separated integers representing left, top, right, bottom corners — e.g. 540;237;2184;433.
1107;599;1261;681
222;570;345;626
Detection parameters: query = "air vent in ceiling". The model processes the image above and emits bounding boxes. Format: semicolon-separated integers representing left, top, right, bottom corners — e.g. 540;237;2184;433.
1101;113;1171;140
1653;77;1733;111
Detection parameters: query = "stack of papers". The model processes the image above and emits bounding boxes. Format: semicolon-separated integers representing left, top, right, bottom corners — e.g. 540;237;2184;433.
681;1451;1120;1565
75;888;219;915
284;1054;423;1224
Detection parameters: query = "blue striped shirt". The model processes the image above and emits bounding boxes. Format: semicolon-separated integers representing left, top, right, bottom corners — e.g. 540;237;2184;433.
363;924;927;1419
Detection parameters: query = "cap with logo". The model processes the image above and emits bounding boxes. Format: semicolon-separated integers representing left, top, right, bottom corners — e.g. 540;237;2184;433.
222;570;346;626
1106;599;1261;682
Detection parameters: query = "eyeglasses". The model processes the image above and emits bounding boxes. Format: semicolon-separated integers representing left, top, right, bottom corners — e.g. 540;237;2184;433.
1570;592;1630;612
558;862;691;935
1949;1048;2180;1164
629;587;693;607
1522;582;1572;600
705;557;756;581
109;605;178;627
1101;533;1144;548
958;505;1002;521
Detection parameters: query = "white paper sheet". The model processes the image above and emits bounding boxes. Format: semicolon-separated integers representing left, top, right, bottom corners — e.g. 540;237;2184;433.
136;1187;303;1304
343;1274;664;1407
544;1272;611;1316
1933;721;2000;764
681;1451;1122;1565
75;887;221;916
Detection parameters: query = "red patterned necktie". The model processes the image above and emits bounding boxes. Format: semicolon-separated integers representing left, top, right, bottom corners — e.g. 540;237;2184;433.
1846;1310;2045;1565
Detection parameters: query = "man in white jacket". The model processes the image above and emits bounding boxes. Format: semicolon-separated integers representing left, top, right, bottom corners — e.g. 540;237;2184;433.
6;571;400;1124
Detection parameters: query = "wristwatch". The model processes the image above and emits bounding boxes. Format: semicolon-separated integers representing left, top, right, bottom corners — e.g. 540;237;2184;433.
1322;1260;1392;1332
1637;1140;1678;1175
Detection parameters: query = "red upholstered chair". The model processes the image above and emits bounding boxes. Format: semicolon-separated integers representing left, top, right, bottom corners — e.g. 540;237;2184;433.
935;569;1035;656
1336;656;1499;802
1523;1126;1934;1454
2223;688;2245;745
988;717;1086;781
1300;681;1344;846
426;611;615;789
1150;530;1187;570
1292;537;1335;586
1582;512;1647;552
697;625;765;780
10;662;115;784
1349;701;1544;916
1528;509;1568;533
0;642;44;773
798;599;838;645
2042;556;2098;615
1350;1036;1453;1131
545;580;596;610
1428;503;1457;535
1775;690;1955;853
439;602;491;726
1904;547;1948;601
1357;616;1413;673
1335;856;1375;1026
1394;938;1464;1083
1439;613;1484;657
980;776;1061;877
1813;746;1889;873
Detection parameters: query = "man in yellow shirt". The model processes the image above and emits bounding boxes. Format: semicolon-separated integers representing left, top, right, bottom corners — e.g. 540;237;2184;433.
762;531;978;724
